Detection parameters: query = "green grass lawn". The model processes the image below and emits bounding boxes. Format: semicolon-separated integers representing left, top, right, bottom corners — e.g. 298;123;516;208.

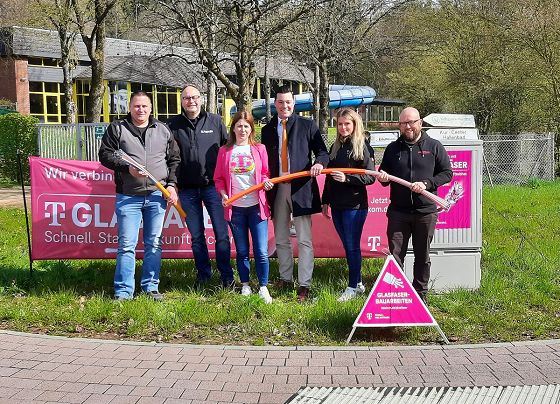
0;180;559;345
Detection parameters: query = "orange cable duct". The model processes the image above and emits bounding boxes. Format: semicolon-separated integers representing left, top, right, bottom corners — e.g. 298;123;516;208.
224;168;451;211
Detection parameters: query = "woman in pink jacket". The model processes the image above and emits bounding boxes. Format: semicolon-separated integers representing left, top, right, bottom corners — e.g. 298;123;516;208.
214;111;274;303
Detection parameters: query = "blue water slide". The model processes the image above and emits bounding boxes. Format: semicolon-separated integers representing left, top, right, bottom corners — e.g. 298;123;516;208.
249;85;376;120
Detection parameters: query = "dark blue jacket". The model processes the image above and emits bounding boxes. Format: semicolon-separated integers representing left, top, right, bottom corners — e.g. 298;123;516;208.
167;110;228;188
261;114;329;217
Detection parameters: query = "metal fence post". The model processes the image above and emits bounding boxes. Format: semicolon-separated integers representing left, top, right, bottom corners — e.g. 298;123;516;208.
76;124;82;160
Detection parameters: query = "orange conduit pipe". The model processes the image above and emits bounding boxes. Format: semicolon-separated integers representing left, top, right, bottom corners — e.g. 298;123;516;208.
224;168;451;211
114;150;187;219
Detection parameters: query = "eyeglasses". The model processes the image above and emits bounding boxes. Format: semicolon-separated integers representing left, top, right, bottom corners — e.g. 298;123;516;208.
182;95;201;101
399;119;421;126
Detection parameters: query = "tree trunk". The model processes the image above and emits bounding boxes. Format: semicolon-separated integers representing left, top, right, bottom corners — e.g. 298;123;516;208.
318;62;330;137
58;27;76;124
235;61;255;113
87;50;105;122
264;55;271;123
73;0;115;123
205;71;217;114
313;63;320;125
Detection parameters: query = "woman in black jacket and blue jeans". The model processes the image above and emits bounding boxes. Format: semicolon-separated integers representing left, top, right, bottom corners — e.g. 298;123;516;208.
322;108;376;302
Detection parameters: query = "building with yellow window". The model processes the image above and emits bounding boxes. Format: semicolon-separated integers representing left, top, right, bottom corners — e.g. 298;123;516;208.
0;26;312;124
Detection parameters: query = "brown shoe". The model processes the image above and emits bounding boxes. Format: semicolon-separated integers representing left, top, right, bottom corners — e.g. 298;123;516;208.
274;279;293;290
297;286;309;302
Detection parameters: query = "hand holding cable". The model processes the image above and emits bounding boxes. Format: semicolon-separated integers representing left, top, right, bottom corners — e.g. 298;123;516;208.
224;168;451;212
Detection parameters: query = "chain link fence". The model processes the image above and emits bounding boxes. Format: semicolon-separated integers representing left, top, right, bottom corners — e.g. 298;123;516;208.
480;133;555;186
37;124;555;185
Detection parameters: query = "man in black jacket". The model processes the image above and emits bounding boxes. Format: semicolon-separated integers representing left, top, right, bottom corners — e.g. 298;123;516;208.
99;91;180;301
167;84;234;288
378;107;452;303
261;86;329;301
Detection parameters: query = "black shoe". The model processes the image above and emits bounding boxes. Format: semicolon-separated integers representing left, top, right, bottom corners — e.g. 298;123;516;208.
419;293;428;305
145;290;164;301
222;279;236;290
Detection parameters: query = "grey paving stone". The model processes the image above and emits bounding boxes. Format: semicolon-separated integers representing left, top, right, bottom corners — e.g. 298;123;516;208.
206;390;235;402
111;396;142;404
147;378;176;388
246;358;264;366
105;385;135;396
259;392;293;403
1;331;560;403
180;388;210;401
307;375;333;386
60;392;93;403
154;387;185;399
130;386;159;397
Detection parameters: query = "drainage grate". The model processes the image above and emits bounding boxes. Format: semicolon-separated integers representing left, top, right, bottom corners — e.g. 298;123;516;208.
286;385;560;403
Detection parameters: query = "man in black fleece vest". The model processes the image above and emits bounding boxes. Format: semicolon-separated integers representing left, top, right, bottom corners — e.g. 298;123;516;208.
378;107;452;303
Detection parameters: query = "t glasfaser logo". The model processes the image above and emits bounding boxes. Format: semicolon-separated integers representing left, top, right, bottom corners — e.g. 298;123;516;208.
367;236;381;251
45;202;66;226
200;130;214;134
44;201;117;228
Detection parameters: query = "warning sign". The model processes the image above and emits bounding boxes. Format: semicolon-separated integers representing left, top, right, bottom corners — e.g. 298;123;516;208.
347;255;449;344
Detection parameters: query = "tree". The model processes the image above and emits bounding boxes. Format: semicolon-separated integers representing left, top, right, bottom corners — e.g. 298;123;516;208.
505;0;560;133
34;0;78;124
383;1;531;136
0;0;38;27
286;0;411;134
150;0;322;112
72;0;118;122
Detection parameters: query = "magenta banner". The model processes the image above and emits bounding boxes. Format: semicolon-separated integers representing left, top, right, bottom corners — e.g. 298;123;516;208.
436;150;471;229
30;153;473;260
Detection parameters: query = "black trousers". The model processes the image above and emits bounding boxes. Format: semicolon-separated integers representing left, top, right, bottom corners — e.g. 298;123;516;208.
386;209;438;296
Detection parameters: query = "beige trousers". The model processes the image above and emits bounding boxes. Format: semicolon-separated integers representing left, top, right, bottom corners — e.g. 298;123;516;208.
272;183;314;287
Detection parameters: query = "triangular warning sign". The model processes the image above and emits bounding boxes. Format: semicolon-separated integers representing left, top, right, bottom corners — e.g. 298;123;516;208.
347;255;449;344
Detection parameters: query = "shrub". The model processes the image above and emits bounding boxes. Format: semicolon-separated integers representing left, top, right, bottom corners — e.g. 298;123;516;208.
0;113;39;183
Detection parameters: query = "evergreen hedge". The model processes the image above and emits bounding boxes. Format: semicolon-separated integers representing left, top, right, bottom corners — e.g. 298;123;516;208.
0;113;39;183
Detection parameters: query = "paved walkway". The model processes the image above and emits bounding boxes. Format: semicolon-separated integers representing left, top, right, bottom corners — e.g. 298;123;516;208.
0;187;30;208
0;331;559;403
2;190;560;402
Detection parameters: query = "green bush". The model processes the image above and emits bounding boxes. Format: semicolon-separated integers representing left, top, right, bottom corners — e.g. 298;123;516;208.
0;114;39;183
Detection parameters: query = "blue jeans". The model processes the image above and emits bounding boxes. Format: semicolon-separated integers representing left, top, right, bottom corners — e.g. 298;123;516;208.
179;186;233;283
114;191;166;298
331;208;367;288
229;205;270;286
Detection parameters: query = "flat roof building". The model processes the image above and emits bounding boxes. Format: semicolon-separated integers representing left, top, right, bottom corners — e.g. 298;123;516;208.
0;26;312;123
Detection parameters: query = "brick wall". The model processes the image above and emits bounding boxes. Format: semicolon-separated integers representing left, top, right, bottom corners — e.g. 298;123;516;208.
0;57;30;114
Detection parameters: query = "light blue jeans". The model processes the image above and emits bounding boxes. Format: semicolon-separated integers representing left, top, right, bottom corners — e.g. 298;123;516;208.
114;191;166;298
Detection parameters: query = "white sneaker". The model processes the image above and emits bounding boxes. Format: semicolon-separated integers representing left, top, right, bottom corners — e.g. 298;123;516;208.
258;286;273;304
241;284;252;296
356;282;366;294
338;287;357;302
